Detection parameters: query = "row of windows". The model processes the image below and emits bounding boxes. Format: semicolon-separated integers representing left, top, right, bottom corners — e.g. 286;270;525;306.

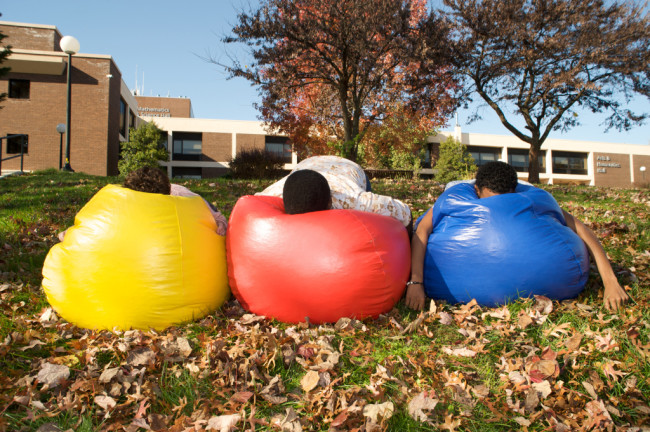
467;146;588;175
2;131;291;163
165;133;292;163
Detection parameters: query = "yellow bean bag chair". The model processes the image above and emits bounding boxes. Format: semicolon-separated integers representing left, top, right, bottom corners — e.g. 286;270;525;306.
42;184;229;331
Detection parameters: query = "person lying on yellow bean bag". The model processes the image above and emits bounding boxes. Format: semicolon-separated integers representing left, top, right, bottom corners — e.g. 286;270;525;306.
42;167;229;331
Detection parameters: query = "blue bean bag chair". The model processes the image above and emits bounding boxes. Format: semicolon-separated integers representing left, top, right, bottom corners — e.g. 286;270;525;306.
416;182;589;306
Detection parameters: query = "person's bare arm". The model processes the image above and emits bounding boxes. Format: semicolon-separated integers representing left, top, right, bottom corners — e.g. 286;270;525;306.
405;208;433;310
562;209;629;311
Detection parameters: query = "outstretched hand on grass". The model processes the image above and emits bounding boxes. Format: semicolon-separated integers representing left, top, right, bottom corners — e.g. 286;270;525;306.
405;283;426;311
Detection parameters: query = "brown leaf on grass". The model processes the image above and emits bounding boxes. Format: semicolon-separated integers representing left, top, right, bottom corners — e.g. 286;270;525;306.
331;411;348;427
19;339;46;351
442;347;477;357
206;414;242;431
602;360;625;383
589;370;606;392
524;389;540;413
260;376;288;405
272;407;302;432
297;344;316;359
544;322;572;338
532;380;552;399
471;384;490;399
481;306;510;321
440;414;461;431
594;333;618;353
39;307;58;325
230;391;254;404
582;381;599;400
94;394;116;411
584;400;613;430
99;366;120;384
301;370;320;392
240;314;265;325
401;312;425;334
439;312;454;325
527;359;559;383
36;362;69;387
518;311;534;329
513;416;531;427
160;337;192;361
127;346;155;367
408;392;439;422
533;295;553;315
334;317;353;331
363;401;394;424
563;333;583;353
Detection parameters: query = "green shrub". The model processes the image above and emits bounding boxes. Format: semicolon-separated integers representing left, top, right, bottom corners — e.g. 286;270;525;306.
229;148;285;179
434;136;477;184
118;122;169;177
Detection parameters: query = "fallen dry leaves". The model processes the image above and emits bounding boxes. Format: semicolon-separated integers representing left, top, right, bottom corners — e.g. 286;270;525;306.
0;179;648;431
1;289;648;431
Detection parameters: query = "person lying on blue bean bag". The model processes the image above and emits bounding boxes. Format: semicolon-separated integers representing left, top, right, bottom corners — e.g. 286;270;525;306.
406;161;629;311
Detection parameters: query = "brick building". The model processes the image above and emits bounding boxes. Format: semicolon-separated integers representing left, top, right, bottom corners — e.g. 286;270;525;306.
0;21;138;176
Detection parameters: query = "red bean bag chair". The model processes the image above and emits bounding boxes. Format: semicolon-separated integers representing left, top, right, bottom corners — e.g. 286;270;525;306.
226;195;410;323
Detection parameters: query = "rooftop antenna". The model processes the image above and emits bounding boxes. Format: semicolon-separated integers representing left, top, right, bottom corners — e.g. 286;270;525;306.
134;65;138;95
455;112;459;127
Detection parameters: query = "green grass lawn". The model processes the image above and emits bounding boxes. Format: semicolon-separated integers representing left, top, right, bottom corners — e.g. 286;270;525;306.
0;170;648;431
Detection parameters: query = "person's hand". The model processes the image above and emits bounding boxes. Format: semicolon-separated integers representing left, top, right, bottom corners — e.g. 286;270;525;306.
603;279;629;311
405;283;426;311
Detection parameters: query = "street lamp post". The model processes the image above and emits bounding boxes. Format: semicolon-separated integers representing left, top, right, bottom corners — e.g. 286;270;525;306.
56;123;66;169
60;35;80;172
641;166;646;182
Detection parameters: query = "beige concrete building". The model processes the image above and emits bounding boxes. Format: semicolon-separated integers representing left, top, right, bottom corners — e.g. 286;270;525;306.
429;126;650;187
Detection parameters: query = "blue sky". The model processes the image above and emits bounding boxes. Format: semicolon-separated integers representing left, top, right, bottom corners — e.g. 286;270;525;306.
3;0;648;146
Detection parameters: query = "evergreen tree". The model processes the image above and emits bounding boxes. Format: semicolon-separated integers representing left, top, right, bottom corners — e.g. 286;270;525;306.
118;122;169;177
434;136;477;184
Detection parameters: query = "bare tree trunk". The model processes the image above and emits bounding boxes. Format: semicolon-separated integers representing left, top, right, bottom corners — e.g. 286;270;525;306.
527;142;542;184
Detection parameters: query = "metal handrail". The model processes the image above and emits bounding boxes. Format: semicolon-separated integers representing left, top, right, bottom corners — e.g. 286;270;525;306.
0;134;28;174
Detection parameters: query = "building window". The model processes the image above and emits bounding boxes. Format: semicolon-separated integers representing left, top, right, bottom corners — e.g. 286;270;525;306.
119;98;127;137
9;79;30;99
265;136;292;163
6;134;28;154
172;167;202;179
173;132;202;161
552;151;588;175
508;148;546;173
468;146;501;166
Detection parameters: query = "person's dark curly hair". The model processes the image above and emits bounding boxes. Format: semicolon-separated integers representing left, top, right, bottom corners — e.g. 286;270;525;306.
123;167;171;195
475;161;518;195
283;169;331;214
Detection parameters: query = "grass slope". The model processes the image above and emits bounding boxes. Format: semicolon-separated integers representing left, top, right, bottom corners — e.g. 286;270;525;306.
0;170;648;431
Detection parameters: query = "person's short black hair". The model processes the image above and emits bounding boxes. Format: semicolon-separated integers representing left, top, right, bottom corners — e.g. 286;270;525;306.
123;167;171;195
283;169;331;215
475;161;518;194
